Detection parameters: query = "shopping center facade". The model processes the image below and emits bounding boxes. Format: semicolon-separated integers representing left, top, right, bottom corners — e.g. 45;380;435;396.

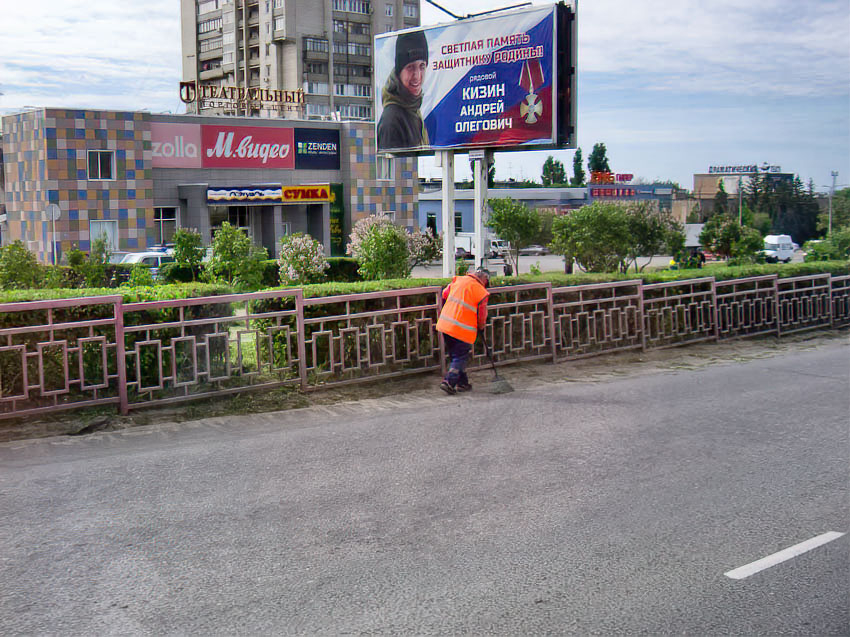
1;108;417;263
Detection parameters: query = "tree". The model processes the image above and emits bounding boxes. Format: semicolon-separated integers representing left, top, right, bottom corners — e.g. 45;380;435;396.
486;197;540;273
729;226;765;265
206;221;268;290
817;188;850;234
550;202;631;272
587;142;611;174
172;228;204;280
623;202;684;272
277;233;329;285
570;147;585;186
699;214;743;260
408;227;441;269
346;215;410;280
541;156;567;186
713;179;728;217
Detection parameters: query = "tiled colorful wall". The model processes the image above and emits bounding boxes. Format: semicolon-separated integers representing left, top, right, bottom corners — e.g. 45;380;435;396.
2;109;155;262
343;123;418;232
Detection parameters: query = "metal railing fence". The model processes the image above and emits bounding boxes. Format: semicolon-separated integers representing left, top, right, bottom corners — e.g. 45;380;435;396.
0;272;846;420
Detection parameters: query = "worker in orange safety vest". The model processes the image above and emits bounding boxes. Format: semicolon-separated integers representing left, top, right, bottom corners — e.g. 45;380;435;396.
435;267;490;394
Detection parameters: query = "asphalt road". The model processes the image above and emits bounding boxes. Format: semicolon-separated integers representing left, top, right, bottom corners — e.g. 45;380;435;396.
1;342;847;635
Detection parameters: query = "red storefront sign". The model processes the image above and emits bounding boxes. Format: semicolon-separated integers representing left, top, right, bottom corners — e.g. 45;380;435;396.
151;123;202;168
201;125;295;169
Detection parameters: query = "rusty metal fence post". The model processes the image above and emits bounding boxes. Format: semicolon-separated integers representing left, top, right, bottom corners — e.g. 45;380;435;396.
115;297;129;415
295;289;307;391
546;282;557;363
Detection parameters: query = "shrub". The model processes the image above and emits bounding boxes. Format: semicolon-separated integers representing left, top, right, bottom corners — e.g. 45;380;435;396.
346;215;411;280
125;263;155;287
0;241;44;290
173;228;205;280
205;222;269;290
804;227;850;262
278;233;330;285
326;257;362;282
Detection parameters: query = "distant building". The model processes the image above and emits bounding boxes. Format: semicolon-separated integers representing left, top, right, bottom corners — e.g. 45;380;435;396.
418;186;588;235
180;0;421;121
692;164;794;219
1;108;417;262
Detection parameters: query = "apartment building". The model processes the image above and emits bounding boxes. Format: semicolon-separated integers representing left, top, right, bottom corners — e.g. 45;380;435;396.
180;0;421;120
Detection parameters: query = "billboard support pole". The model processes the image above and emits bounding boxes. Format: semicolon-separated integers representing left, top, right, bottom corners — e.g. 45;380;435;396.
471;149;493;271
439;150;456;278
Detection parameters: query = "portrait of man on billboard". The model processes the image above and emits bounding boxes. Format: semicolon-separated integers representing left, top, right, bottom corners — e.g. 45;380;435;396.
376;29;430;152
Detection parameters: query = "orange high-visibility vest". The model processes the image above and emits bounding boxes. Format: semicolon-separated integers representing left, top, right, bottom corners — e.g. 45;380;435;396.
436;275;489;344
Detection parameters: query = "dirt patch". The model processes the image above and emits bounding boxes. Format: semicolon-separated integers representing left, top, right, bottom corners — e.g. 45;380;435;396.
1;329;846;443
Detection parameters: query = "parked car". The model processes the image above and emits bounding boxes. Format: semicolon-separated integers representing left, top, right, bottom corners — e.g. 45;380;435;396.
455;247;473;260
119;248;175;279
761;234;795;263
518;244;551;256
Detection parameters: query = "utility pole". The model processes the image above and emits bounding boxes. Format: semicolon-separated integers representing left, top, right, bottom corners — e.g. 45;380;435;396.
828;171;838;236
738;176;743;225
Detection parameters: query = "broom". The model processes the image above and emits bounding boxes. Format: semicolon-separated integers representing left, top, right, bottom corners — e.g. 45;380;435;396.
480;333;514;394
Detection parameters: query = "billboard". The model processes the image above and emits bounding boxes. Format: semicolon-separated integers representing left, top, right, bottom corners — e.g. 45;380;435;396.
374;2;575;154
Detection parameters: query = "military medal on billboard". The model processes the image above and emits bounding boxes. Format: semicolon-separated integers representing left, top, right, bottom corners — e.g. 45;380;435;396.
518;58;545;124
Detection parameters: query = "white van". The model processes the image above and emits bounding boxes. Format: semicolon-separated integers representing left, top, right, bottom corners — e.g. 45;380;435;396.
762;234;795;263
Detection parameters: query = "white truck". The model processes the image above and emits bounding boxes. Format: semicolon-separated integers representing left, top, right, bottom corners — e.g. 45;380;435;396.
762;234;795;263
455;232;506;260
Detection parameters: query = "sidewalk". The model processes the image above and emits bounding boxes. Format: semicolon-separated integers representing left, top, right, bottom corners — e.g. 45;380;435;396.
1;329;845;444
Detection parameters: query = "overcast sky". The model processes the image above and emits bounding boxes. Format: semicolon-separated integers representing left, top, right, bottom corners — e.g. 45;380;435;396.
1;0;847;190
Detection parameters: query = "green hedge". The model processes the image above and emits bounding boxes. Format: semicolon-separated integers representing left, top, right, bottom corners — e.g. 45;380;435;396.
0;283;234;305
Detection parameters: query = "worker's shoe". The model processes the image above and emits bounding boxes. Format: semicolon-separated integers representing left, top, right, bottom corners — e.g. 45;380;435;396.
455;382;472;392
439;380;456;395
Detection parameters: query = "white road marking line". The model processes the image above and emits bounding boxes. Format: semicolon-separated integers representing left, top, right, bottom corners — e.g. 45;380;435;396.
725;531;846;580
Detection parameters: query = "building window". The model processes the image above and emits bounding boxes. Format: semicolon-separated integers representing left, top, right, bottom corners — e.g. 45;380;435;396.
305;61;327;74
197;0;219;14
334;19;347;33
426;212;437;235
385;3;393;16
333;42;371;56
304;81;329;95
222;50;234;63
304;37;329;53
199;37;222;52
154;208;178;245
274;16;285;31
198;17;222;33
339;104;372;119
335;83;371;97
333;0;371;13
376;155;394;181
274;0;284;7
306;103;330;117
87;150;114;181
403;2;416;18
385;23;394;33
350;22;370;36
454;212;463;233
90;220;118;252
222;32;234;45
209;207;250;239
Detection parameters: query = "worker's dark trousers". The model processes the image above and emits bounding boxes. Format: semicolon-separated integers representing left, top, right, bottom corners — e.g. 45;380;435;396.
443;333;472;387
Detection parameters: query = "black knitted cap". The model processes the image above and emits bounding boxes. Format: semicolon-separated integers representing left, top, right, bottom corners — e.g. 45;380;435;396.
395;30;428;75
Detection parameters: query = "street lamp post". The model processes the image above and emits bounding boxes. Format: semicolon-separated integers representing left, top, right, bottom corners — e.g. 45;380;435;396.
828;171;838;236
